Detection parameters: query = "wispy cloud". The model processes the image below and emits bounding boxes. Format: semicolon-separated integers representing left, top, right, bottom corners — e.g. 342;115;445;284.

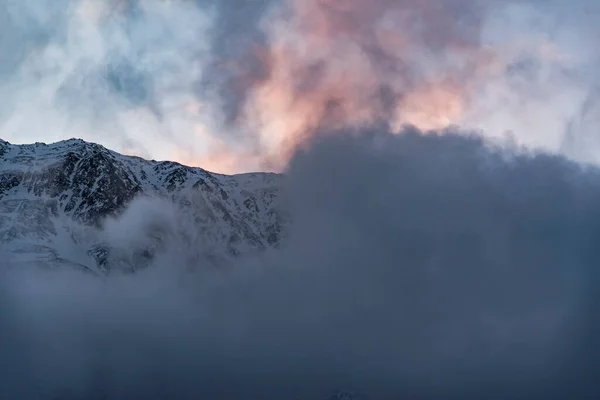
0;0;219;163
2;0;600;172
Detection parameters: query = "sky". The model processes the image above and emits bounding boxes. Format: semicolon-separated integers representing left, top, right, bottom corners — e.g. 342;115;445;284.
3;0;600;173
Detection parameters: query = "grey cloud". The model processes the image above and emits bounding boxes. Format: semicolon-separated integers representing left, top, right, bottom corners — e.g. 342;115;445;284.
0;0;70;79
3;127;600;398
0;1;216;155
195;0;278;124
562;88;600;163
0;0;278;137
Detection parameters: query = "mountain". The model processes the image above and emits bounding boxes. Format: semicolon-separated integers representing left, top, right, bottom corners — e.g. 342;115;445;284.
0;138;286;273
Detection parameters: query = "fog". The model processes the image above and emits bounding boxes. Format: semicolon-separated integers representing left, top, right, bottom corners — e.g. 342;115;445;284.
3;127;600;398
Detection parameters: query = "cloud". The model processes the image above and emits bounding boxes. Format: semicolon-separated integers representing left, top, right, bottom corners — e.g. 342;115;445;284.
212;0;600;169
3;0;600;173
228;0;495;167
0;0;223;166
3;126;600;398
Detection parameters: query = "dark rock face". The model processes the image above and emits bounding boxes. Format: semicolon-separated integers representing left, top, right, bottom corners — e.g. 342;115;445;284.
62;149;142;224
1;142;142;225
0;138;287;271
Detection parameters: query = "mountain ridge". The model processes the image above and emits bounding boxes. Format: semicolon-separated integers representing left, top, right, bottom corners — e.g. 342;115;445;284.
0;137;287;273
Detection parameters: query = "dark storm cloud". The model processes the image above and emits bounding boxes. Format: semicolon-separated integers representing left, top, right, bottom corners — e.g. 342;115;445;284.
282;126;600;398
3;126;600;398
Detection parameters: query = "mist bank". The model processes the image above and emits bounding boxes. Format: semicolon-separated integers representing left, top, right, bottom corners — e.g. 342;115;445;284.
2;126;600;398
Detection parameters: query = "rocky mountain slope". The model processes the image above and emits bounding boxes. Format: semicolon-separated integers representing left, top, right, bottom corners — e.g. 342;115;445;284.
0;138;286;273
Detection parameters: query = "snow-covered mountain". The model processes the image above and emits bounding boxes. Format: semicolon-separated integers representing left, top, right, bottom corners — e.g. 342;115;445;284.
0;138;286;273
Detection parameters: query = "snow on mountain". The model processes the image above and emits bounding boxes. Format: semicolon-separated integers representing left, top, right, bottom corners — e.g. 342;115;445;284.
0;138;286;273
